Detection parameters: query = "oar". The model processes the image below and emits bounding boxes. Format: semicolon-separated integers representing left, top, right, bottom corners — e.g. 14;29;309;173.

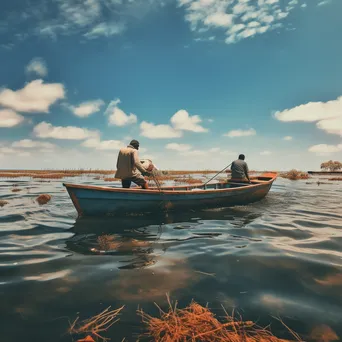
203;163;232;186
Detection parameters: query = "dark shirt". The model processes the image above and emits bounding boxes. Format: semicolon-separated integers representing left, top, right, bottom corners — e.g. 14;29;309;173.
231;159;249;179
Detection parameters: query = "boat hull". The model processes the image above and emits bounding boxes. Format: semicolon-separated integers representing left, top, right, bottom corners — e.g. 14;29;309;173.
64;173;277;217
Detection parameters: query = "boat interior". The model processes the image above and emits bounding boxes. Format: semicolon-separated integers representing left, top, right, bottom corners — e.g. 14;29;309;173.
151;174;275;191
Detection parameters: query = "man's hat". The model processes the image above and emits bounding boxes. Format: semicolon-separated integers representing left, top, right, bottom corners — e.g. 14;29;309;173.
130;139;140;149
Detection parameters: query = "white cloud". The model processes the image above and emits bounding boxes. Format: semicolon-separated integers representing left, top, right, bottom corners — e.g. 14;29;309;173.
274;97;342;122
0;146;31;157
140;121;183;139
316;117;342;136
179;147;236;157
224;128;256;138
308;144;342;155
34;121;99;140
81;138;123;151
71;99;105;118
260;150;272;155
317;0;330;6
238;28;258;39
0;147;17;154
204;13;234;27
170;110;208;132
179;0;300;44
0;80;65;113
105;99;137;126
18;151;31;157
248;21;261;28
261;15;275;23
12;139;56;149
166;143;192;151
4;0;168;42
59;0;101;27
180;149;207;156
26;58;48;77
229;24;245;34
301;3;307;8
140;109;208;139
283;136;293;141
275;96;342;137
84;22;125;39
0;109;24;127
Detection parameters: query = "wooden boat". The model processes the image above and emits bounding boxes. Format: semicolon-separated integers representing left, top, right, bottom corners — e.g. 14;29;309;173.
63;172;277;217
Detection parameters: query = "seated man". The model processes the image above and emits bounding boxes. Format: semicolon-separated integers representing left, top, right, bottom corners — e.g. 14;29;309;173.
115;140;150;189
229;154;251;183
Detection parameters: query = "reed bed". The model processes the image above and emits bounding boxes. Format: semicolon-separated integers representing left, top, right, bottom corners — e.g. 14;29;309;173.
0;169;115;179
174;178;203;184
280;170;309;180
328;178;342;181
162;170;219;175
32;174;73;179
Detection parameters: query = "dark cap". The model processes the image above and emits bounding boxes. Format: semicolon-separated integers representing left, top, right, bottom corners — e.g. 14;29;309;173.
130;139;140;149
239;154;245;160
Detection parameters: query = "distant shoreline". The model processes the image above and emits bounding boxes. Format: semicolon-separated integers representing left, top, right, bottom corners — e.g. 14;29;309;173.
307;171;342;175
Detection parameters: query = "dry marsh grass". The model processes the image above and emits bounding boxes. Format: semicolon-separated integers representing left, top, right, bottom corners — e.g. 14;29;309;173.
69;306;124;341
280;170;310;180
68;298;305;342
138;297;300;342
163;170;219;175
328;178;342;181
174;178;203;184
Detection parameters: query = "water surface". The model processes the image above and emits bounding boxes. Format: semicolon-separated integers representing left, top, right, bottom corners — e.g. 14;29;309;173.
0;176;342;341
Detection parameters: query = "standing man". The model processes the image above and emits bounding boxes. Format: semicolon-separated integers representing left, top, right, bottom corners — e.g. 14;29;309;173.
230;154;251;183
115;140;150;189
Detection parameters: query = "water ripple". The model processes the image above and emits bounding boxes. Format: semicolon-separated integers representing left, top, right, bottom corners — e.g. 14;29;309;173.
0;176;342;341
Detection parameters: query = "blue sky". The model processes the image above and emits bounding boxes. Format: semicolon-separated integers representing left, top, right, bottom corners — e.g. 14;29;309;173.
0;0;341;170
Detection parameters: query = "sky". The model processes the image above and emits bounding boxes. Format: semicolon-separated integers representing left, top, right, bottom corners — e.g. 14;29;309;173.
0;0;341;171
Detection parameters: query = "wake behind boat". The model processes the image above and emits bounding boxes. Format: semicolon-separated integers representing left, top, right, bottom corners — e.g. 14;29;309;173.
63;172;277;217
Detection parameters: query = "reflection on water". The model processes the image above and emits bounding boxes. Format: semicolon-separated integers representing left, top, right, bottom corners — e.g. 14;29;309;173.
0;177;342;341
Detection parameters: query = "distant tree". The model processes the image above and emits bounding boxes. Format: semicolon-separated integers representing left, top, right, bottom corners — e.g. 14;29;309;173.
320;160;342;172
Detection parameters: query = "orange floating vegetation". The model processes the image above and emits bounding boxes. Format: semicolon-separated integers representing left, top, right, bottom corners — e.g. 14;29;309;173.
97;234;122;251
69;305;124;341
11;188;22;192
36;194;52;205
328;178;342;181
0;200;9;207
138;297;298;342
103;177;120;182
77;336;95;342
